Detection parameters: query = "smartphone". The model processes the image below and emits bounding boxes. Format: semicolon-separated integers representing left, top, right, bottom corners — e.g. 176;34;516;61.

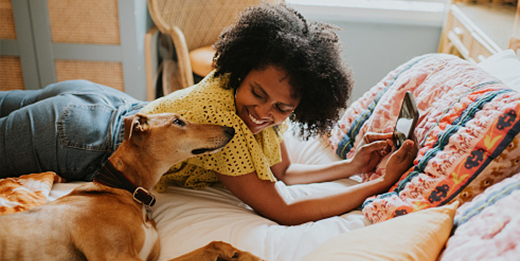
393;91;419;150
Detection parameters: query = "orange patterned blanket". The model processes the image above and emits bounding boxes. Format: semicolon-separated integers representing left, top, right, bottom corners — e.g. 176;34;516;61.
0;172;65;215
329;54;520;223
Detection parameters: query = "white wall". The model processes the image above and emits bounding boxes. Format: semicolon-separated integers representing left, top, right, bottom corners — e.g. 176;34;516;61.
332;21;442;103
289;0;446;103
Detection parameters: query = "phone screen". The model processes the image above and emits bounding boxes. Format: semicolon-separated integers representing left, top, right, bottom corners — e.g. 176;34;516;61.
393;92;418;149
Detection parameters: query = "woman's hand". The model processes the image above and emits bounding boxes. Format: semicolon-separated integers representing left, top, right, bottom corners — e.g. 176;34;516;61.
350;132;393;174
380;139;418;186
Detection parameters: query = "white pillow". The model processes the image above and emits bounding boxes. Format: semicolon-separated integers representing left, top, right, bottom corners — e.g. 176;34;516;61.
478;49;520;92
283;121;343;165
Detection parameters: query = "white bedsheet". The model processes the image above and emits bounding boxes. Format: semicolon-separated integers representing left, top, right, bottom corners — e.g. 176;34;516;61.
47;125;371;261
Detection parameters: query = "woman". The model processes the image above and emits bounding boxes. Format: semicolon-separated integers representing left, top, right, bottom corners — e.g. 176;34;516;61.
0;3;416;225
140;3;417;225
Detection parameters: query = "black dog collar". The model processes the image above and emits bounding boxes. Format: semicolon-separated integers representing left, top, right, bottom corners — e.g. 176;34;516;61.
93;160;156;207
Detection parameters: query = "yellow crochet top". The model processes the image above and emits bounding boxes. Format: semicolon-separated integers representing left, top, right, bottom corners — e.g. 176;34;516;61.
140;71;284;191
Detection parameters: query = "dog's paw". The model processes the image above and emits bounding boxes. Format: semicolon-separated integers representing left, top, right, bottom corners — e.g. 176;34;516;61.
208;241;265;261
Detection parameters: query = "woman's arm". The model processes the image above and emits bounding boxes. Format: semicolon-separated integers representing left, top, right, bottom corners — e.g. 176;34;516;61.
216;139;417;225
217;171;390;225
272;132;394;185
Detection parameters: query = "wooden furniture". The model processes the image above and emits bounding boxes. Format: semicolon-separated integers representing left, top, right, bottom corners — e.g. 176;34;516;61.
512;2;520;49
439;1;520;62
146;0;283;93
145;27;161;101
0;0;151;100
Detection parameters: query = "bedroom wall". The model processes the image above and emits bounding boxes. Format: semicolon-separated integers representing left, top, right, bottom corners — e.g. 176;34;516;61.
289;0;446;104
331;21;442;104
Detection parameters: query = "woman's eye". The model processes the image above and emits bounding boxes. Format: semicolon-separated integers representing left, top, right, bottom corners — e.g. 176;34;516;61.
252;90;263;99
276;105;291;114
173;119;185;126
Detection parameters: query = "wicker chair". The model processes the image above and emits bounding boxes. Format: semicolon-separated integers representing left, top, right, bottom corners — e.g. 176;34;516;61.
147;0;282;91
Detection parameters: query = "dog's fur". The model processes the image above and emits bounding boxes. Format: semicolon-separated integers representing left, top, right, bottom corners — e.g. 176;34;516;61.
0;113;263;261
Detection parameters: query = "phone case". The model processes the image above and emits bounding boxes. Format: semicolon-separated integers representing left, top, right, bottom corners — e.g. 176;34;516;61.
393;91;419;149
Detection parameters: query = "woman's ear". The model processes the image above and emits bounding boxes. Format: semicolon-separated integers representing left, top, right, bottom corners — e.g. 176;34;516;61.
123;113;150;141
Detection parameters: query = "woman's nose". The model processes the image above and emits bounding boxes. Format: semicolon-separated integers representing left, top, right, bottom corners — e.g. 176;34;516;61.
256;104;273;119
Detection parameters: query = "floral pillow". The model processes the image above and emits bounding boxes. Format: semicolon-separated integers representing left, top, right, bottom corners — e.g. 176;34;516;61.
329;53;520;223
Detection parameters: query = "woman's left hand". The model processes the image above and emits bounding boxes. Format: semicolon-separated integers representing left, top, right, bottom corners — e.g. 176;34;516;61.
349;132;393;174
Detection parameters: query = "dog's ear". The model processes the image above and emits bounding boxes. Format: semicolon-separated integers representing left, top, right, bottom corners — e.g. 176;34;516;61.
123;113;151;141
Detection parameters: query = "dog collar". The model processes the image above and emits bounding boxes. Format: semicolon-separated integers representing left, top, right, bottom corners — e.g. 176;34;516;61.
93;160;156;207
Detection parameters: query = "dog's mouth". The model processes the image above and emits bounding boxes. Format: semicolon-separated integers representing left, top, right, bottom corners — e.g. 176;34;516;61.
191;147;223;155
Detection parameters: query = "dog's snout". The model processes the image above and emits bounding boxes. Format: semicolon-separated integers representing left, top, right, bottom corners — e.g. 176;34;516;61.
224;127;235;139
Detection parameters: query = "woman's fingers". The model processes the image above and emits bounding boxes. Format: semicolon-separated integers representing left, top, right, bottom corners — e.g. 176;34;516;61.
365;132;393;139
363;132;394;143
394;140;416;163
360;140;390;154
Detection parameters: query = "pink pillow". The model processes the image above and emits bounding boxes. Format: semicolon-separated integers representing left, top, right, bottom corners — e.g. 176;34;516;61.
440;172;520;260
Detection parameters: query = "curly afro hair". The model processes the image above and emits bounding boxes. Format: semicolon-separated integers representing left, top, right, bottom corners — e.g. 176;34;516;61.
213;3;353;139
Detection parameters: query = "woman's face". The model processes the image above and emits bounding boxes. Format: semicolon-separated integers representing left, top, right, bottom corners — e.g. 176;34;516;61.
235;65;300;135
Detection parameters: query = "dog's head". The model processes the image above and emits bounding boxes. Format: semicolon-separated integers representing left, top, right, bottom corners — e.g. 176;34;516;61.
123;113;235;166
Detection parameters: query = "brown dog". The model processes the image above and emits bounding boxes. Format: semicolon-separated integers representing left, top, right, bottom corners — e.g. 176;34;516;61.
0;113;263;261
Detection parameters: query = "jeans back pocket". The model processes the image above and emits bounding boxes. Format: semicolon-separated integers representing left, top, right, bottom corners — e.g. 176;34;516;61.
58;104;115;151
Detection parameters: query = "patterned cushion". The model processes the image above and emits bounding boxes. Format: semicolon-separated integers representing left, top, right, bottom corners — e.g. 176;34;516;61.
328;53;520;223
440;172;520;260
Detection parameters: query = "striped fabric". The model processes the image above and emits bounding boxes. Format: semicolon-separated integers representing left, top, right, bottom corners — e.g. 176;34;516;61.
454;174;520;228
441;173;520;260
334;56;428;159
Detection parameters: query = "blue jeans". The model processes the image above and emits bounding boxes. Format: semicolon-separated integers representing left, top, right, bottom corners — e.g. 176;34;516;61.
0;80;147;181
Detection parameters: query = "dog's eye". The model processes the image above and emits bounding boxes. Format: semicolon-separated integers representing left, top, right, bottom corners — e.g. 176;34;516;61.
172;119;185;126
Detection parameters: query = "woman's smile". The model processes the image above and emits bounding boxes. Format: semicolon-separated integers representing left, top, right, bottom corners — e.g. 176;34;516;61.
235;65;300;135
248;111;267;125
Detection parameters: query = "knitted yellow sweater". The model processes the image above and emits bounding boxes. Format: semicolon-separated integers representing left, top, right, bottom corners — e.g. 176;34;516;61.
140;71;283;191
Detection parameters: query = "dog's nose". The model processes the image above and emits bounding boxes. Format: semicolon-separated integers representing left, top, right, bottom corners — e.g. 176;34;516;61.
225;127;235;138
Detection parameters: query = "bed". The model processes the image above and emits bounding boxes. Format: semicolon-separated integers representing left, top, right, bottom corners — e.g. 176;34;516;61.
3;50;520;261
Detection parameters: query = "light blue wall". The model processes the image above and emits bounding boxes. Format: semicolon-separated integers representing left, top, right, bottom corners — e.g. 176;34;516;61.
308;20;442;104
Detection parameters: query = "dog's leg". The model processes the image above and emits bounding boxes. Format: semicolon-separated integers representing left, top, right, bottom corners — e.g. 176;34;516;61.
169;241;264;261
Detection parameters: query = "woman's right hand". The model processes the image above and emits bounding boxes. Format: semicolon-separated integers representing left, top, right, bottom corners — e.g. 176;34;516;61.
349;132;393;174
380;139;418;185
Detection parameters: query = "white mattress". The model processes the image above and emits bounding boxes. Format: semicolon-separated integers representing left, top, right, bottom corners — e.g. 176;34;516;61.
48;126;371;261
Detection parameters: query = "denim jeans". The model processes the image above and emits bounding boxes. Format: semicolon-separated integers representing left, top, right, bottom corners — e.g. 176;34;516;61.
0;80;147;181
